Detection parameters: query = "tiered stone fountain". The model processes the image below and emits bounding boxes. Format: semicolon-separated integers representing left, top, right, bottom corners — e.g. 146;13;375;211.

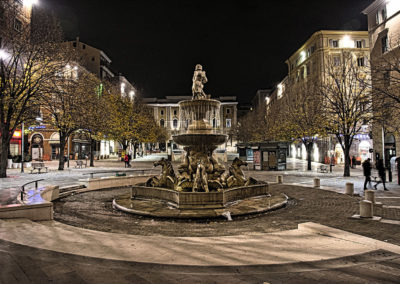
113;65;287;218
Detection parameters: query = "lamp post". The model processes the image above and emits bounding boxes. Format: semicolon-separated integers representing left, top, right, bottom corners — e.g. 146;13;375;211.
21;122;24;173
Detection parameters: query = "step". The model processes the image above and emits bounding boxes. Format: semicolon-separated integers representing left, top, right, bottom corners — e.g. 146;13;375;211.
1;219;399;267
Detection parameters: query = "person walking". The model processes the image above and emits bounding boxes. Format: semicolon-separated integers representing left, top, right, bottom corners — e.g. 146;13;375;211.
124;154;129;168
362;158;372;190
375;158;389;191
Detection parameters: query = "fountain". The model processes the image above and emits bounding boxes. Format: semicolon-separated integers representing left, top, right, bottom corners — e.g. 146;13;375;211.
113;65;287;218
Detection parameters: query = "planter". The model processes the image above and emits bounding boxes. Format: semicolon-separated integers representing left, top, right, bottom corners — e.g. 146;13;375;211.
12;163;21;169
7;159;13;169
24;162;32;168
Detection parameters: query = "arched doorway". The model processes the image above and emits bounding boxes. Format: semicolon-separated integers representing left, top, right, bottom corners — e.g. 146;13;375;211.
49;132;61;160
31;134;44;161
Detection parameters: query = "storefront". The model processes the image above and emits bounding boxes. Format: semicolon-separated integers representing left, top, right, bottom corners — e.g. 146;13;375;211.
72;132;91;159
237;142;289;171
31;133;44;161
10;130;22;156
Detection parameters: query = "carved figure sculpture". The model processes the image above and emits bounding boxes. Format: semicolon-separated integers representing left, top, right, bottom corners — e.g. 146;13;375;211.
221;158;257;188
146;158;176;189
192;64;208;99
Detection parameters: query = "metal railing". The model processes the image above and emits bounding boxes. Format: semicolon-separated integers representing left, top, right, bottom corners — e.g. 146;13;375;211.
19;179;45;201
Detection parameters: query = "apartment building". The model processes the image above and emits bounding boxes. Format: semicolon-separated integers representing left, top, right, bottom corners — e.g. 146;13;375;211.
363;0;400;167
267;30;372;164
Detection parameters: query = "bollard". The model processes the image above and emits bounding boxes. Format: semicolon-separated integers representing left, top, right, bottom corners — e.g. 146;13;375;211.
314;178;320;188
365;190;375;203
345;182;354;195
360;200;373;218
277;175;283;184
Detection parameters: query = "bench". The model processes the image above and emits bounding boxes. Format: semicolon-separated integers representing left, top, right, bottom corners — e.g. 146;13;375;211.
30;162;48;174
317;165;328;173
75;160;87;169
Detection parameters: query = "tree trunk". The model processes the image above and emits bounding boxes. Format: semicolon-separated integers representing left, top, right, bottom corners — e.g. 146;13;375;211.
306;142;313;171
58;134;67;171
133;142;137;159
343;136;351;177
90;138;95;167
0;134;10;178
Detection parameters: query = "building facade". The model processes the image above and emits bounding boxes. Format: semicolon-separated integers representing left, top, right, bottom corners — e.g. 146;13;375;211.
363;0;400;167
143;96;238;152
27;39;136;161
266;30;372;164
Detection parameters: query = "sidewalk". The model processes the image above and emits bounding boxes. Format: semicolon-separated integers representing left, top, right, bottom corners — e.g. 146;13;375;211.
1;157;400;205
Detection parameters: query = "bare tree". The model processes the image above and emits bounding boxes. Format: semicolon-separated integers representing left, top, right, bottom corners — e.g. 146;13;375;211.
320;51;372;177
0;5;64;177
273;80;327;171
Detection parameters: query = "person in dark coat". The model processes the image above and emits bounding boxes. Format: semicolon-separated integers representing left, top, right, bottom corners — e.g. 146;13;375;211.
362;158;372;190
352;156;357;168
375;158;388;191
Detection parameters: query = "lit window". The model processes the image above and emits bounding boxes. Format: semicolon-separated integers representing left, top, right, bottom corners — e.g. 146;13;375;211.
226;119;231;128
356;40;363;48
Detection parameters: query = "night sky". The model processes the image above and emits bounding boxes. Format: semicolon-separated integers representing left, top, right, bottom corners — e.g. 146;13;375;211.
40;0;373;103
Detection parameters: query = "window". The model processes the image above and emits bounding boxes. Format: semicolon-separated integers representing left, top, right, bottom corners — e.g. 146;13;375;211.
160;110;164;115
382;35;389;53
333;56;341;66
357;57;365;67
82;44;86;49
160;119;165;127
73;42;77;48
226;108;230;114
226;119;231;128
173;110;177;116
91;57;95;61
173;119;178;128
356;40;363;48
331;40;339;48
376;7;387;24
14;18;22;32
212;118;217;128
384;71;391;87
306;64;311;76
310;45;316;53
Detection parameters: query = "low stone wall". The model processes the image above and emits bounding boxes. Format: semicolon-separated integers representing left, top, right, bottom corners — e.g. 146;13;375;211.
0;185;59;221
84;176;151;191
130;183;269;209
132;186;179;205
224;183;269;204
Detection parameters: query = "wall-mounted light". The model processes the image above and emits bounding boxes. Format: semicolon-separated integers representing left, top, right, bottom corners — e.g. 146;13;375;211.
341;35;354;48
23;0;39;7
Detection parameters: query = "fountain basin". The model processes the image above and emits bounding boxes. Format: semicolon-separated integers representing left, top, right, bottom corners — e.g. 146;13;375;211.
172;133;228;149
113;182;289;219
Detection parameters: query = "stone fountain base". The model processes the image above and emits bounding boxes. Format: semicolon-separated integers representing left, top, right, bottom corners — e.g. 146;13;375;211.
113;183;288;219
